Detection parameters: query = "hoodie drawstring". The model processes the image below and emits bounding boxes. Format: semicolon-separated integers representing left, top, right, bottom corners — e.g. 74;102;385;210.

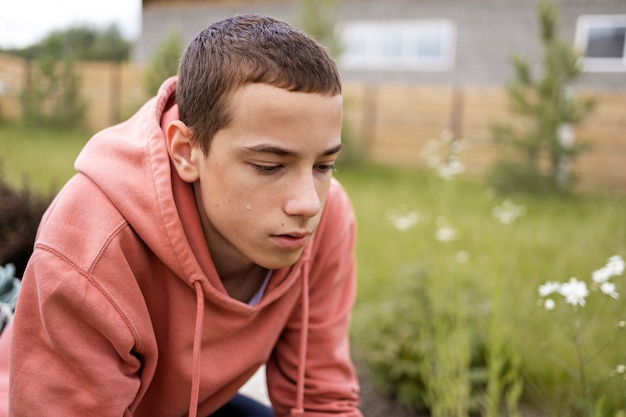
290;266;310;416
186;268;310;417
189;280;205;417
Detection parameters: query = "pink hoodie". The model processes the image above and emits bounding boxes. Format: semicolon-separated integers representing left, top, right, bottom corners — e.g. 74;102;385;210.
0;78;362;416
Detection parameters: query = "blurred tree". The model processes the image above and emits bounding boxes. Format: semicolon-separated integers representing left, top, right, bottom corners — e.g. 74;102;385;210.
144;30;184;97
297;0;364;167
6;24;131;62
20;54;86;128
85;25;132;62
3;25;131;128
488;0;596;194
298;0;343;58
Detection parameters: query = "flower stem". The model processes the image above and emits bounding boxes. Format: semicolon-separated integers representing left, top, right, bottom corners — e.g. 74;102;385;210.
573;316;591;414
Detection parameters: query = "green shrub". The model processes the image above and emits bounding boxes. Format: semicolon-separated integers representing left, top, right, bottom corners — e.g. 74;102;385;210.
20;56;86;129
487;159;564;196
354;263;496;416
488;0;595;194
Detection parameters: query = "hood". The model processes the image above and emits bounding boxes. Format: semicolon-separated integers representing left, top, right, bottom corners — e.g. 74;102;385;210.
75;77;190;280
75;77;313;293
75;77;315;416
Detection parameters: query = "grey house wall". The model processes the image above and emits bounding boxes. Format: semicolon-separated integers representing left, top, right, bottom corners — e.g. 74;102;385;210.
139;0;626;90
138;1;298;65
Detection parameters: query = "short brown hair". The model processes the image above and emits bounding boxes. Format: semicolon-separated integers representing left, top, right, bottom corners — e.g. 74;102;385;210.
177;14;342;153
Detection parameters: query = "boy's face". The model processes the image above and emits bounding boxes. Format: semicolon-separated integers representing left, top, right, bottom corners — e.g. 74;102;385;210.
185;83;343;273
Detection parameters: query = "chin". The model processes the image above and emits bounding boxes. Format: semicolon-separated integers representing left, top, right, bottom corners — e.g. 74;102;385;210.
259;251;304;270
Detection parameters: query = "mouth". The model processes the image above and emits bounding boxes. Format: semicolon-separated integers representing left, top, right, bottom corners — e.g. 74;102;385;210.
270;231;311;251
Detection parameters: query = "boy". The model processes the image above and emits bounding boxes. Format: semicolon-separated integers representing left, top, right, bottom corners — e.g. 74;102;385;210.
0;14;362;417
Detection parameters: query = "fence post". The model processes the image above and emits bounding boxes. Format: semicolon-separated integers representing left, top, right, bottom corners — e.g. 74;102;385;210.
361;83;378;160
110;62;121;125
449;84;464;138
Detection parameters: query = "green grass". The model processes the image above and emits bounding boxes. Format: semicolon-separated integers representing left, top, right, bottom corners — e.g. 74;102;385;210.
335;164;626;415
0;123;91;194
336;163;625;305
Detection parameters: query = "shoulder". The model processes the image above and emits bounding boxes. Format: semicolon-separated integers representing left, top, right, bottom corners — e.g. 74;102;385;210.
26;174;152;342
35;173;129;273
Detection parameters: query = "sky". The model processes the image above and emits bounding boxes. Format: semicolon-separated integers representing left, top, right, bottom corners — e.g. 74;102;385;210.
0;0;142;49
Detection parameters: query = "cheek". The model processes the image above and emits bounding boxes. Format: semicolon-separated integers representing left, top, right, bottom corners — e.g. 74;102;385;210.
243;188;280;213
202;178;266;221
316;178;333;203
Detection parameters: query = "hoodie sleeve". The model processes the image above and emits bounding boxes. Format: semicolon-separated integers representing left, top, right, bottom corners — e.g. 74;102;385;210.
7;233;152;417
267;180;362;417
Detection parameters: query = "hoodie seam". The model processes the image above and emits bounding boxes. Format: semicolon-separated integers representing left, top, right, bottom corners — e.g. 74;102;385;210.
88;220;129;275
34;243;143;350
143;96;197;290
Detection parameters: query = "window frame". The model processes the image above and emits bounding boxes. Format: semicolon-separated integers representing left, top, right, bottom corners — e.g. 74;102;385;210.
574;14;626;73
338;19;457;72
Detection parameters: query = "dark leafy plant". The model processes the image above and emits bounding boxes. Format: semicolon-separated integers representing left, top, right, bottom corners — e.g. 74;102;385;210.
0;163;52;277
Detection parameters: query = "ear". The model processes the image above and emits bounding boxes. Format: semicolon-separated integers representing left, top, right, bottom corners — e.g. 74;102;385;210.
166;120;202;183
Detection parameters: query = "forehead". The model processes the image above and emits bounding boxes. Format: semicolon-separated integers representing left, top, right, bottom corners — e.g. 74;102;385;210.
207;84;342;158
229;83;342;119
224;83;342;141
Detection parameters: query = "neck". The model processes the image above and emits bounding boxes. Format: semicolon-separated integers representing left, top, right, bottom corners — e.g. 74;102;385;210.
220;263;269;303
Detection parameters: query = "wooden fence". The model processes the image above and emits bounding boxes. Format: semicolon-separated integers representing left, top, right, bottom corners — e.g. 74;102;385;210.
1;53;625;192
0;54;148;131
343;83;626;192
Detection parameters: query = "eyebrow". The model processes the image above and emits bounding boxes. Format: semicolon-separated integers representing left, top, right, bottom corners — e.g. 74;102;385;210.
242;143;343;157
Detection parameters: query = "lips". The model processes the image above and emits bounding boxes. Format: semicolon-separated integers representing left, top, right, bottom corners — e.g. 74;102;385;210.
271;232;310;251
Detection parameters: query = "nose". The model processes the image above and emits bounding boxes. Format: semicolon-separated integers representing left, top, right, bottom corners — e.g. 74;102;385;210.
283;173;322;218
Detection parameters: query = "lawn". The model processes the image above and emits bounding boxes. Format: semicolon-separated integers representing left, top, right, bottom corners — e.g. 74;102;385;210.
2;122;626;415
335;165;626;415
0;123;91;194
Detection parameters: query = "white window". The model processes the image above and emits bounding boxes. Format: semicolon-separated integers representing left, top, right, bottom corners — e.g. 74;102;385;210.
339;20;456;71
575;15;626;72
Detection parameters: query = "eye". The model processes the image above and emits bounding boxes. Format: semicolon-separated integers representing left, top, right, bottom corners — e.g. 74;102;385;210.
252;164;283;175
315;163;336;173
